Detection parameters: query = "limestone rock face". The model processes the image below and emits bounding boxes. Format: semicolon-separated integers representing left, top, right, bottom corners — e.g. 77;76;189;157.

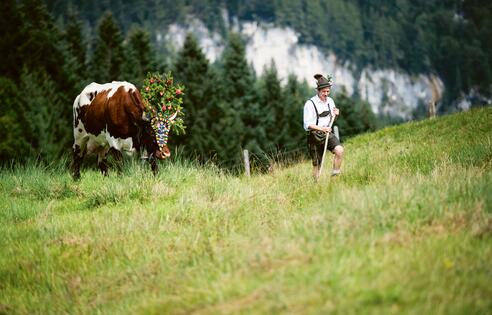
163;19;445;120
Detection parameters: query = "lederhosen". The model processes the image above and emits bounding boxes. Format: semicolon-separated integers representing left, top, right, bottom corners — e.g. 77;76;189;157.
306;100;341;166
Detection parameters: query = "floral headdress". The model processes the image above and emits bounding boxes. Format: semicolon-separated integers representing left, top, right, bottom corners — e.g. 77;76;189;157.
141;72;186;150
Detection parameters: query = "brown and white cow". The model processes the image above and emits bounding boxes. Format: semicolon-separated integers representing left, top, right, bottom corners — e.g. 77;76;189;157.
71;81;176;179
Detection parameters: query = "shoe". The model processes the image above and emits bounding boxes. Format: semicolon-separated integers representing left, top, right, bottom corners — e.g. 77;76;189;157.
331;169;341;176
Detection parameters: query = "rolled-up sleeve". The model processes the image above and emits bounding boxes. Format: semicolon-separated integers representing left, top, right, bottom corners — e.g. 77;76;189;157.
303;100;316;131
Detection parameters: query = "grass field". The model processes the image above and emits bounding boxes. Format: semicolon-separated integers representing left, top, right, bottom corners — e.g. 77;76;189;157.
1;107;491;314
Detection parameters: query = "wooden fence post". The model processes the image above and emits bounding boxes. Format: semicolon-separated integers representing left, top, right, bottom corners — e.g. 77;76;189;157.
243;149;250;177
428;101;436;118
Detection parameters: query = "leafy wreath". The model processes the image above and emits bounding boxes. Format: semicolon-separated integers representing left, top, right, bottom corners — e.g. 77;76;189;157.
141;72;186;136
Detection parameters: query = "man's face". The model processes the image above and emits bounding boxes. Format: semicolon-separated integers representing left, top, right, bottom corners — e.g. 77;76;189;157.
318;86;331;102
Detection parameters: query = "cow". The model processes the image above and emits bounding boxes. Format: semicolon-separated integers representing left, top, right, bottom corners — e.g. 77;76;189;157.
71;81;176;180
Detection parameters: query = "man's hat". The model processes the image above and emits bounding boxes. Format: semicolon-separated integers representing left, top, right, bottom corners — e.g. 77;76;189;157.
314;74;333;89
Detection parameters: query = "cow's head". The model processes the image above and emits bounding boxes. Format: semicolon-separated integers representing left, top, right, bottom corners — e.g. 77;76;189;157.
143;111;177;160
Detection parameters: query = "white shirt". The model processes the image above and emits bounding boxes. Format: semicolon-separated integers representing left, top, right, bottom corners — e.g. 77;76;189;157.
303;95;336;131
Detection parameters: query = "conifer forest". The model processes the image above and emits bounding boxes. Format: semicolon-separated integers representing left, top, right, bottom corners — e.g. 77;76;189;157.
1;0;490;169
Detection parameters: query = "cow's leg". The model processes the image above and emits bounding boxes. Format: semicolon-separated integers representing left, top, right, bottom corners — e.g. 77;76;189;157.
72;122;90;180
98;158;108;176
149;155;158;176
98;150;110;176
71;144;84;180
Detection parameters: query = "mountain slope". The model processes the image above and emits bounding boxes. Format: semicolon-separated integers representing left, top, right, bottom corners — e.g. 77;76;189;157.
44;0;492;114
0;107;491;314
165;19;444;119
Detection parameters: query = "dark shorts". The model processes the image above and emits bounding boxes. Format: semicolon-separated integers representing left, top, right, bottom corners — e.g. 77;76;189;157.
307;131;341;166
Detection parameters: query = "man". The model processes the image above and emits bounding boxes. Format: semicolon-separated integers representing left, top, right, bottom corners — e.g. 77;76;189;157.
303;74;344;180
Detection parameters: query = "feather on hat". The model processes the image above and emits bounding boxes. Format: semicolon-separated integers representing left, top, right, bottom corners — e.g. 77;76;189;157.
314;74;333;89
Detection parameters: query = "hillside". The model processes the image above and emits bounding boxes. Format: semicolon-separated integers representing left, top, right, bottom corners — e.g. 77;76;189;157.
1;107;491;314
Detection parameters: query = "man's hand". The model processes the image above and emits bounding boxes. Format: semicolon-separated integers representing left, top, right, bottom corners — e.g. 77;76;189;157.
308;125;331;133
333;107;340;116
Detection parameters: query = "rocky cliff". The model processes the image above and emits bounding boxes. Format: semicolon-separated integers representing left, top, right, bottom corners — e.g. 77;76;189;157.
161;18;445;120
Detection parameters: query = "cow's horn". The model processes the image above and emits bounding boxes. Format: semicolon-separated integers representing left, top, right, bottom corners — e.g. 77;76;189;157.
169;111;178;121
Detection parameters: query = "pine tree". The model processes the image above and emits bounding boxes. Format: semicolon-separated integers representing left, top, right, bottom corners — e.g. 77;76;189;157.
283;74;309;149
19;0;69;86
334;92;376;139
258;60;285;149
0;0;26;81
218;32;265;169
463;0;492;94
212;100;245;170
123;26;155;85
221;33;255;101
357;100;377;133
16;0;74;162
303;0;325;44
190;0;227;33
0;77;31;163
325;0;365;62
192;66;227;160
172;33;212;156
63;10;88;81
91;11;125;82
59;9;92;118
212;33;248;165
20;70;69;160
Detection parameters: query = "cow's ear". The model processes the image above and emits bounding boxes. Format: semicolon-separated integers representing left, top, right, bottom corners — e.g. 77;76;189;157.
142;112;151;121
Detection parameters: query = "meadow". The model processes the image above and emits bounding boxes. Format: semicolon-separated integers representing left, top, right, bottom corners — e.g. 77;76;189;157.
1;107;491;315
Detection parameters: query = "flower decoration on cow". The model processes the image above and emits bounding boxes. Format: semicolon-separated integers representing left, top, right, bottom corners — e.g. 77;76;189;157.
141;72;186;150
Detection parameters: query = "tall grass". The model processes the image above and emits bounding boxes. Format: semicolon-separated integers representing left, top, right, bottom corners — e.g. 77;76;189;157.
1;107;491;315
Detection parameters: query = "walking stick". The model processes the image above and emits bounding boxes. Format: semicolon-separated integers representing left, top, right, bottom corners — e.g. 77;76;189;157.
317;115;336;181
